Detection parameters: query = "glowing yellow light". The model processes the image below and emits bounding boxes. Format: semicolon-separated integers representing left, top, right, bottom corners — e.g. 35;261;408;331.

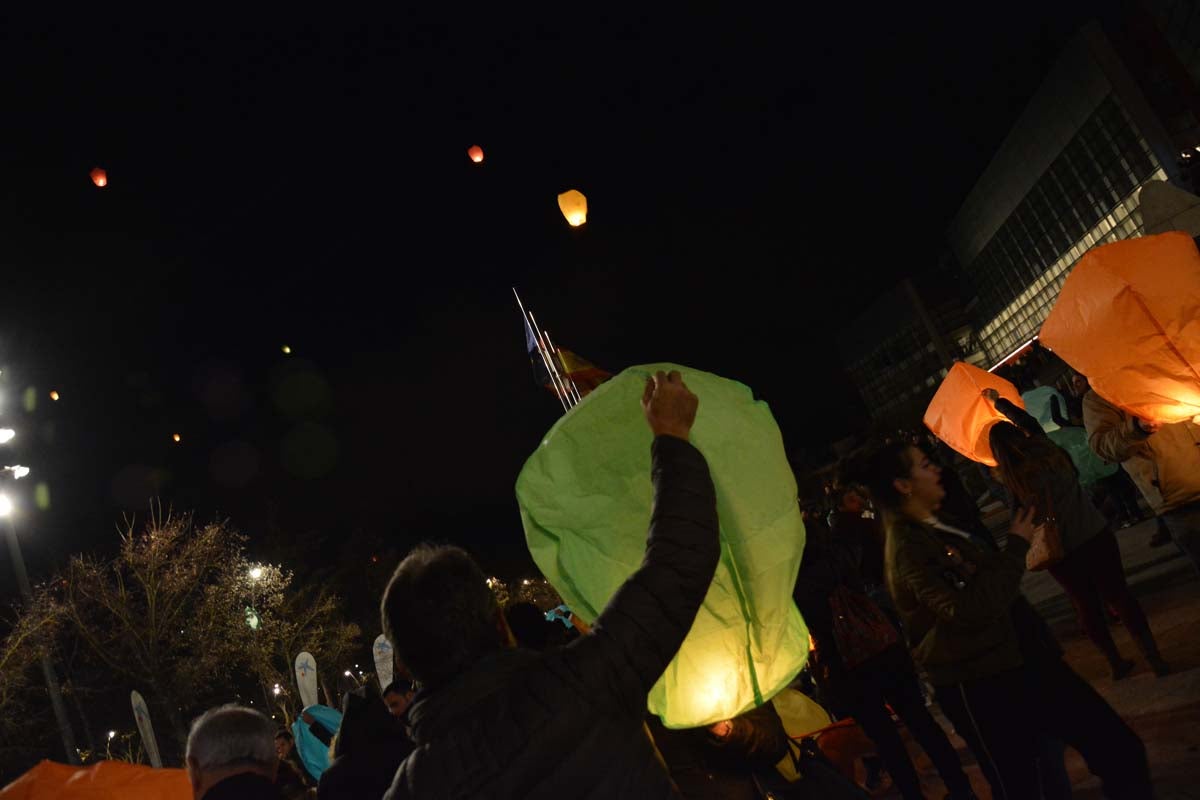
172;433;182;443
90;167;108;188
49;390;59;401
107;730;116;740
557;189;587;227
467;145;484;163
249;566;263;580
281;345;291;355
0;495;12;517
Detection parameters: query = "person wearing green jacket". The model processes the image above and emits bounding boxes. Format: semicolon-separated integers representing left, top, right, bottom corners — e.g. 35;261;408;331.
856;441;1151;800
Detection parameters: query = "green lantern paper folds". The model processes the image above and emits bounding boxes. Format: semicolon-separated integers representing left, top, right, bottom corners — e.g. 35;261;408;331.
516;363;809;728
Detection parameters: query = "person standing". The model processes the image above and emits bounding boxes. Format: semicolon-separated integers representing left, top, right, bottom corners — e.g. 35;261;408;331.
1084;389;1200;572
857;442;1152;799
984;388;1168;679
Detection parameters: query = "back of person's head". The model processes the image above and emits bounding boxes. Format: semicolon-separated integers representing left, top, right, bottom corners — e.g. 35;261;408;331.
850;441;917;516
334;683;406;759
988;421;1074;506
186;704;276;798
381;544;503;687
505;602;552;650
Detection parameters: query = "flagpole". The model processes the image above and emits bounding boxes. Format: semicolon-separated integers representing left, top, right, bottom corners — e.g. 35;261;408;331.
513;289;570;410
544;330;583;403
528;312;576;409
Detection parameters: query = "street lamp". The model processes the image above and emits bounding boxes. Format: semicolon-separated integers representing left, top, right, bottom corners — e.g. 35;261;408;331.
4;466;29;480
0;429;14;444
249;566;263;581
0;463;79;763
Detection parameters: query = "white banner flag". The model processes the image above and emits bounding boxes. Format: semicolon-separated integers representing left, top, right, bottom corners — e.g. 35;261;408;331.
294;651;319;709
372;635;394;691
130;690;162;768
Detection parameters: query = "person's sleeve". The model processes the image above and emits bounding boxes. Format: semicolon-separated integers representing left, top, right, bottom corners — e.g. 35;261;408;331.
996;398;1045;438
308;720;332;747
893;533;1029;630
560;435;720;715
1050;395;1075;429
1083;391;1149;463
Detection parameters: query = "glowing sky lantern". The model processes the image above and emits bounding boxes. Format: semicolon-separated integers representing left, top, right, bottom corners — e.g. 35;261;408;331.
467;145;484;163
90;167;108;188
924;362;1025;466
557;189;587;227
1040;231;1200;424
49;390;60;401
172;433;182;443
517;363;808;728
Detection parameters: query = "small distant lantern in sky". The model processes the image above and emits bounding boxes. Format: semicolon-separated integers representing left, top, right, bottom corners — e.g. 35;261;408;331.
90;167;108;188
281;345;292;355
467;145;484;163
49;390;59;401
172;433;182;443
557;190;587;227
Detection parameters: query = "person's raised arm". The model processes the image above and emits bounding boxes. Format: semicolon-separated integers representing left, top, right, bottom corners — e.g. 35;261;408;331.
982;389;1044;438
561;370;720;715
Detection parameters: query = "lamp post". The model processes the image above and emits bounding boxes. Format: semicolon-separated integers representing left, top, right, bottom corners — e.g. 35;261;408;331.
1;468;79;764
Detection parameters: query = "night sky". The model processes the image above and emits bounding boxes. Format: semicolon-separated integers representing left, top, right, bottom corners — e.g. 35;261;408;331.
0;7;1108;593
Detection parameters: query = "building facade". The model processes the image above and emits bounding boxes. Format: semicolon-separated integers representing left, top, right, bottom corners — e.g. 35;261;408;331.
948;22;1194;364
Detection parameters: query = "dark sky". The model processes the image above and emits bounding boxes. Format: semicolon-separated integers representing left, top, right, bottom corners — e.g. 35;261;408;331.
0;8;1105;590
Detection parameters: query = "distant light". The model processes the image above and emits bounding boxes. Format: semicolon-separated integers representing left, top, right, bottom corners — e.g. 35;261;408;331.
7;465;29;479
1195;145;1200;154
49;390;59;401
249;566;263;580
172;433;182;443
467;145;484;163
107;730;116;740
273;685;281;696
0;429;14;444
522;579;531;585
0;495;11;517
90;167;108;188
281;345;292;355
344;670;352;677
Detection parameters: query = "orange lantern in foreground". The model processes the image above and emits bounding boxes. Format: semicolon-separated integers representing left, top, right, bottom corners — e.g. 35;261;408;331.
89;167;107;188
924;362;1025;466
0;759;190;798
467;145;484;163
1040;231;1200;424
557;189;587;227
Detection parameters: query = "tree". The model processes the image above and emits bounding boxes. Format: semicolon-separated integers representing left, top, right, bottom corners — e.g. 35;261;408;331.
52;512;359;760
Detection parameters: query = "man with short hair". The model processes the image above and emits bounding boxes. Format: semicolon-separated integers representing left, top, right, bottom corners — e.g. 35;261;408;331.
186;704;282;799
382;680;415;719
381;370;719;798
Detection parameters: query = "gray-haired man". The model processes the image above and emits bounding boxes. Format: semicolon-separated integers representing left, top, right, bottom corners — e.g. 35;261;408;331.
186;704;283;799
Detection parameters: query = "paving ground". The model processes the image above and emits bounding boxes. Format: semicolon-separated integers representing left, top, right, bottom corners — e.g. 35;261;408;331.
878;517;1200;799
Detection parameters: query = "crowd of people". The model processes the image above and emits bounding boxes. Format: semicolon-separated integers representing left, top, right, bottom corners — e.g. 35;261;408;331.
177;361;1198;799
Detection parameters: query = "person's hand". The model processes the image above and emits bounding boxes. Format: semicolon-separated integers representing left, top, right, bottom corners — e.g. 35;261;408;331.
301;711;314;725
981;388;1001;402
641;370;698;440
708;719;733;739
1135;418;1161;435
1008;505;1038;543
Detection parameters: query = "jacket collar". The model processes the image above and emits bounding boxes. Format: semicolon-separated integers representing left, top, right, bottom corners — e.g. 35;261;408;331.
406;648;540;743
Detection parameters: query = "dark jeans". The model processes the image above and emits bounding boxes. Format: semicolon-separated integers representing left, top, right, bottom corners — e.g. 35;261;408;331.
1047;529;1157;667
1163;501;1200;577
936;657;1150;799
840;647;973;800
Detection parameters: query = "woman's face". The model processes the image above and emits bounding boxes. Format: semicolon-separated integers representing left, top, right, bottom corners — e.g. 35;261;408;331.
900;446;944;510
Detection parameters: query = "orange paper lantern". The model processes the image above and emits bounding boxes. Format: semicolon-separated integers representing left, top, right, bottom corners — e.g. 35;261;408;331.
0;759;190;799
1040;231;1200;424
923;362;1026;466
557;189;587;227
467;145;484;163
90;167;107;188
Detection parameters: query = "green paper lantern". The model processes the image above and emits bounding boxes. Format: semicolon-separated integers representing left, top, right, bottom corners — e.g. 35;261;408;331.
517;363;809;728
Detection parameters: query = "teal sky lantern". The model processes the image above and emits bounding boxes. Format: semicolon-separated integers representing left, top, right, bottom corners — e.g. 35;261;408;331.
517;363;808;728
